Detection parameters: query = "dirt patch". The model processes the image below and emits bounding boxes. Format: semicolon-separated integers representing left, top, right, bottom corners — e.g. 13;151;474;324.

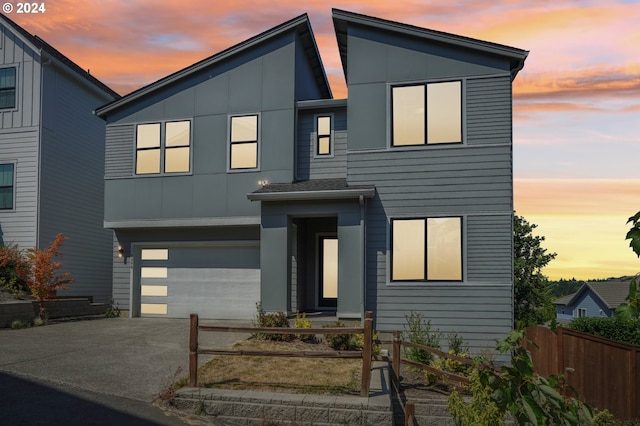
194;339;363;395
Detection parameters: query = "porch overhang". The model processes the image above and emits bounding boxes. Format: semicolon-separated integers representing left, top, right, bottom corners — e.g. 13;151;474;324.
247;178;375;202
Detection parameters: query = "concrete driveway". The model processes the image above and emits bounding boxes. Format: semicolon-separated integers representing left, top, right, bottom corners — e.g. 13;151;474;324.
0;317;252;402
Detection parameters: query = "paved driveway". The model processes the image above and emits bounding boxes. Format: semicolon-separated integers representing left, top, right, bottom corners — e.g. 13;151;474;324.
0;317;252;402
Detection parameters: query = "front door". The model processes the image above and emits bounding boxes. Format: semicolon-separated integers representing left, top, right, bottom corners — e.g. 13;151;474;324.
318;236;338;308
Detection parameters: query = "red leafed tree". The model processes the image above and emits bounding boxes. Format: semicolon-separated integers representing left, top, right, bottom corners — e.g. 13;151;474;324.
18;233;74;317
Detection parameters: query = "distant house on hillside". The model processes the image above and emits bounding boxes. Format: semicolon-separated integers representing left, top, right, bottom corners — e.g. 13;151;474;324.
553;277;635;321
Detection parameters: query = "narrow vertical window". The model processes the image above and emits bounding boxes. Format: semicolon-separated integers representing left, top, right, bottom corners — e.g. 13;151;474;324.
392;219;425;280
426;217;462;280
230;115;258;170
164;121;191;173
136;123;161;174
0;68;16;109
392;85;425;146
427;81;461;144
0;163;15;209
317;115;332;156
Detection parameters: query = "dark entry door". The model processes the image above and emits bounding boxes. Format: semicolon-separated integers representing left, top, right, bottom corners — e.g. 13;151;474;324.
319;236;338;308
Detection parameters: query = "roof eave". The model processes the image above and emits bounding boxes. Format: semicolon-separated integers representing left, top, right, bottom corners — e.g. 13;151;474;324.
96;13;329;118
248;188;375;201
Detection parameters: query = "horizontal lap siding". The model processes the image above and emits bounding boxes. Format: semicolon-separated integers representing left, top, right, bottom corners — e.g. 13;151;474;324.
349;77;514;352
296;110;347;180
105;125;134;179
466;76;512;145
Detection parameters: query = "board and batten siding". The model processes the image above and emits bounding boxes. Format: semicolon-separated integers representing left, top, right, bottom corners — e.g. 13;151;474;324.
38;64;115;303
296;109;347;180
0;24;41;129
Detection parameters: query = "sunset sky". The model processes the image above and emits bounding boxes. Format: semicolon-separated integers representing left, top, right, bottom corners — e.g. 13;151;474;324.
8;0;639;280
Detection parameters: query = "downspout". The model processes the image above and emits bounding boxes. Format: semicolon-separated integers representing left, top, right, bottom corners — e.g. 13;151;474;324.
359;194;366;320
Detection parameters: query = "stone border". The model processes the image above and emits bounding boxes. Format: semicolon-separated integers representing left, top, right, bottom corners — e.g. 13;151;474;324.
0;299;108;327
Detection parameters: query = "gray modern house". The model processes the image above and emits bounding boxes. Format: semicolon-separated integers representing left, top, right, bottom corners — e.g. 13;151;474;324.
96;9;527;351
0;15;119;302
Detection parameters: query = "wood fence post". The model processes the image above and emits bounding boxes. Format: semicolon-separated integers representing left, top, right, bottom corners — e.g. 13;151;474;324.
189;313;199;387
360;311;373;397
405;401;415;426
393;330;401;388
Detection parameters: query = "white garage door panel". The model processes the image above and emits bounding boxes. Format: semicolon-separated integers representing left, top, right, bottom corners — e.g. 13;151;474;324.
139;245;260;320
167;268;259;319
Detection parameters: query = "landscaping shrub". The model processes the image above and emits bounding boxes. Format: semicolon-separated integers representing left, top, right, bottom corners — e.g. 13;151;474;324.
402;311;442;365
426;332;471;385
293;311;315;343
253;303;292;341
568;317;640;346
323;321;355;350
0;243;29;299
354;328;381;355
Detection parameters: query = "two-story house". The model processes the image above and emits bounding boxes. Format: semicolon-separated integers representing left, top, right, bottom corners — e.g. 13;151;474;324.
96;9;527;352
0;15;119;302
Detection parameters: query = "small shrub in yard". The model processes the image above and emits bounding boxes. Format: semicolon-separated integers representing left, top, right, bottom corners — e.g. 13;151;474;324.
354;328;381;355
323;321;356;350
104;299;121;318
426;332;471;385
253;303;292;342
403;311;443;366
11;320;29;329
294;311;315;343
0;243;29;299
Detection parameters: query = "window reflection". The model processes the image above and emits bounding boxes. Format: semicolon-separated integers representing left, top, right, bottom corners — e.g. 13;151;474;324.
392;219;425;280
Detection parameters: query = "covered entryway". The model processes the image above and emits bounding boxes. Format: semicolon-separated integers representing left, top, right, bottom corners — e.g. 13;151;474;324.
137;243;260;319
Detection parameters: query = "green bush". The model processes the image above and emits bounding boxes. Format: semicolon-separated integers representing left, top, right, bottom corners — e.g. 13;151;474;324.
0;243;29;298
568;317;640;346
253;303;292;341
448;369;504;426
323;321;356;350
293;311;315;343
403;311;442;365
11;320;29;329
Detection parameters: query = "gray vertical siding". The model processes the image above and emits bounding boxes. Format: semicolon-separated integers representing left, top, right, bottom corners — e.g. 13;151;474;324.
296;109;347;180
38;63;116;302
0;25;41;129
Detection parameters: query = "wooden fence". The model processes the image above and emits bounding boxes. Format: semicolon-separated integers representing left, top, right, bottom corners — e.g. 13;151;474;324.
189;312;373;396
525;325;640;420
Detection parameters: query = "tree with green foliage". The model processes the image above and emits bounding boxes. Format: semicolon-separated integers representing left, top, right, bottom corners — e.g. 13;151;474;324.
615;211;640;320
514;214;557;328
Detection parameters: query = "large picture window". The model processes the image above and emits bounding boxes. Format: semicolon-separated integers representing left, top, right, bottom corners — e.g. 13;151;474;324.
0;67;16;109
230;115;259;170
0;163;15;210
135;120;191;175
392;81;462;146
391;217;462;281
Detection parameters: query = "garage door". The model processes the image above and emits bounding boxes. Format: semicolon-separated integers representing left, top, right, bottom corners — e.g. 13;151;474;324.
138;244;260;319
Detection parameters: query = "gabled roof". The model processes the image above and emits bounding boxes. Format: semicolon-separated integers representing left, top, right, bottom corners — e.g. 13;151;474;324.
332;8;528;82
96;13;331;118
553;276;636;309
0;14;119;99
248;178;375;201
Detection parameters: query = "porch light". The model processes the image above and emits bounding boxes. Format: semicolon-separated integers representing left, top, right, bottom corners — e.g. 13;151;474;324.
118;245;124;258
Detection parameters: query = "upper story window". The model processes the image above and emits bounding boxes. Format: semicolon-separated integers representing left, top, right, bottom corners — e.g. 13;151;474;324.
229;114;259;170
135;120;191;175
391;81;462;146
0;163;15;210
316;115;332;156
391;217;462;282
0;67;16;109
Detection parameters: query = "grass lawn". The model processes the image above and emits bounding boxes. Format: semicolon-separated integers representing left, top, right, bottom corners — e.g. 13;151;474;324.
192;339;363;395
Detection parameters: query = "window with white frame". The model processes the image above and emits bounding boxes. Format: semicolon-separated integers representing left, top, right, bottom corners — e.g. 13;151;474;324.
0;68;16;109
135;120;191;175
577;308;587;318
229;115;259;170
316;115;332;156
0;163;14;209
391;81;462;146
391;217;462;281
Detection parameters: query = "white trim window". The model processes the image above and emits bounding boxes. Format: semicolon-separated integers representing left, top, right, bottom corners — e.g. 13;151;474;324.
0;163;15;210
